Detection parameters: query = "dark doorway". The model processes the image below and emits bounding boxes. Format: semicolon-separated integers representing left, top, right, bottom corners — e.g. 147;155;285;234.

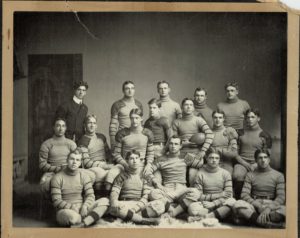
28;54;82;182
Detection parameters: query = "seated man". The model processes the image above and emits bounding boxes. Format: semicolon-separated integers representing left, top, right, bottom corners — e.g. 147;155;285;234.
211;109;239;175
232;149;285;228
142;136;203;217
169;148;234;222
75;150;160;227
172;98;214;185
50;150;107;227
39;118;77;194
77;115;113;197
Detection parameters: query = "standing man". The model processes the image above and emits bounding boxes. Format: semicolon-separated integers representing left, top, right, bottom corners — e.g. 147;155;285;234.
157;81;182;125
39;118;77;194
172;98;214;185
109;81;143;149
211;109;239;175
56;81;89;142
193;87;213;129
217;82;250;131
232;149;285;228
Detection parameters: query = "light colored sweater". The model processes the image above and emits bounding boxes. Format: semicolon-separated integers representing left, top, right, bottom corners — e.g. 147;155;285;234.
159;96;182;125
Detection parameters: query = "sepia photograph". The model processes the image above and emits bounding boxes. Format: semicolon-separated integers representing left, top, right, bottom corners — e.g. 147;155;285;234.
2;1;298;238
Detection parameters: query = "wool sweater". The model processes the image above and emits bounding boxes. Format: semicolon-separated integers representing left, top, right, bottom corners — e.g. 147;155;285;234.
55;99;88;141
193;165;233;208
172;114;214;153
212;126;238;157
50;168;95;210
109;98;143;140
78;133;112;168
193;101;213;129
144;116;172;144
238;124;272;162
39;136;77;173
113;127;154;166
217;97;250;130
241;166;285;206
159;96;182;125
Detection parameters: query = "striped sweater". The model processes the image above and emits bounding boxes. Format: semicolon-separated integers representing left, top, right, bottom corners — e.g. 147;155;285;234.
50;168;95;210
193;165;233;209
39;136;77;173
241;166;285;206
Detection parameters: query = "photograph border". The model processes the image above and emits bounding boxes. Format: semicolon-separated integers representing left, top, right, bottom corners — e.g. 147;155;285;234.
2;1;299;238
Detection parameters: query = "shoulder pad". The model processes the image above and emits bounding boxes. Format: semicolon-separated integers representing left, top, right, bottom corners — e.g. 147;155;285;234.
157;117;170;126
224;127;238;140
77;135;91;147
115;128;131;143
96;133;107;143
259;131;272;148
111;99;126;116
134;99;143;111
237;129;245;137
142;128;154;143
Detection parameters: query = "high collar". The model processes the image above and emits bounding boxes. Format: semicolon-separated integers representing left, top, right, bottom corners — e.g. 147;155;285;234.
73;95;83;105
194;100;207;109
52;135;66;140
213;125;225;132
226;97;238;103
182;113;194;120
256;166;271;173
247;124;261;131
127;166;140;175
159;96;170;102
64;167;79;176
130;126;143;133
204;164;219;173
122;96;135;103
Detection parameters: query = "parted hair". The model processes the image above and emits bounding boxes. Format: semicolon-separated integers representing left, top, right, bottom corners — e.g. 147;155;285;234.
125;150;141;160
73;81;89;90
181;97;194;107
224;81;239;91
157;80;170;89
254;148;271;160
84;114;97;125
148;98;162;108
194;87;208;96
122;81;135;91
53;117;67;126
129;108;143;117
245;108;260;117
212;109;226;118
205;147;222;159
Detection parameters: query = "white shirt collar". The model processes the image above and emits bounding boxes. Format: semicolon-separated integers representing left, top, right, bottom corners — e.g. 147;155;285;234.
73;95;83;105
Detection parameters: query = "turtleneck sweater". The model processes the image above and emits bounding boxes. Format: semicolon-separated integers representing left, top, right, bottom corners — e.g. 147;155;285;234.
241;166;285;206
172;114;214;153
193;165;232;208
110;167;151;210
50;167;95;210
159;96;182;125
144;116;172;144
217;97;250;130
239;124;272;163
39;135;77;173
193;100;213;129
109;97;143;143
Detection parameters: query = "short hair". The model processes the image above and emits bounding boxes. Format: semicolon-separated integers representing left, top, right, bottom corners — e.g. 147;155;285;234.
125;150;141;160
53;117;66;126
212;109;226;118
122;81;135;91
224;82;239;91
148;98;162;108
68;149;82;160
205;147;222;159
168;135;182;145
84;114;97;125
254;148;271;160
194;87;208;96
181;98;194;107
129;108;143;117
245;108;260;117
157;81;170;90
73;81;89;90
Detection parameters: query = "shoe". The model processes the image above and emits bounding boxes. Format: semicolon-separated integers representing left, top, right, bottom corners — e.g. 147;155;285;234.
70;222;86;228
187;216;204;223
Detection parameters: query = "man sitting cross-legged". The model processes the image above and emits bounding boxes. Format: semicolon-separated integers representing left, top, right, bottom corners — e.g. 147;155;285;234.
73;150;161;227
77;115;114;197
232;148;285;228
142;135;204;218
50;150;108;227
167;148;234;223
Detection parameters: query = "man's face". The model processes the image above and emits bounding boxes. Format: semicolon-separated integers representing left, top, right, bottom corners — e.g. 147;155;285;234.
168;138;182;154
226;86;238;100
206;153;220;169
256;152;270;169
246;112;260;128
123;83;135;97
182;100;195;115
85;117;97;134
67;153;82;171
158;83;170;97
74;86;87;100
53;120;66;137
194;90;207;104
127;153;141;170
130;113;143;128
213;113;225;127
149;103;160;118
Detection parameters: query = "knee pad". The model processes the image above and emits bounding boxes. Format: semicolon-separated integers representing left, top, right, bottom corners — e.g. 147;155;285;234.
188;202;208;216
56;209;81;226
149;189;165;201
146;200;166;217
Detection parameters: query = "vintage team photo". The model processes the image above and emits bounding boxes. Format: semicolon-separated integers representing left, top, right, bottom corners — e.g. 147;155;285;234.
12;11;287;229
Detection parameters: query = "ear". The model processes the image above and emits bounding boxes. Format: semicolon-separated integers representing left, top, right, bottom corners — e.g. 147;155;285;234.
257;116;261;122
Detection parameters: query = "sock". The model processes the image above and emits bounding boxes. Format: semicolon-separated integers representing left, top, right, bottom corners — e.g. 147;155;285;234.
233;181;244;199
